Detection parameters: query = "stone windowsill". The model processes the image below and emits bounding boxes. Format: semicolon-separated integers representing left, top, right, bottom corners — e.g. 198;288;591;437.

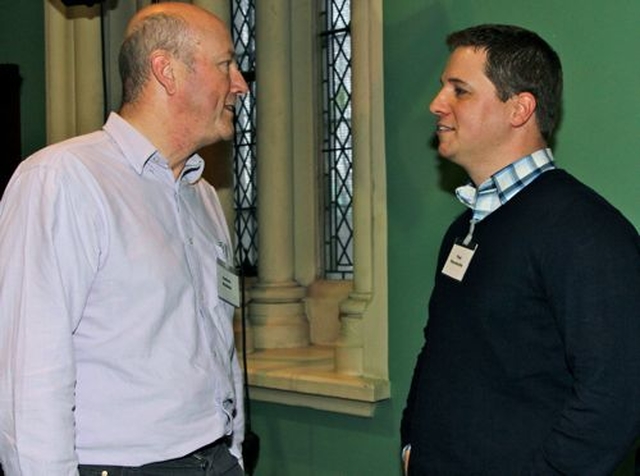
244;345;390;417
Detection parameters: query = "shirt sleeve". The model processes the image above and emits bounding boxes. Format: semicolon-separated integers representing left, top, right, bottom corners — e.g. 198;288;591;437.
522;202;640;475
204;184;246;466
229;345;246;467
0;159;100;475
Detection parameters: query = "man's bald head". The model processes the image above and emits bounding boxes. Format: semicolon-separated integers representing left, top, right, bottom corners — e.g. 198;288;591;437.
118;2;226;105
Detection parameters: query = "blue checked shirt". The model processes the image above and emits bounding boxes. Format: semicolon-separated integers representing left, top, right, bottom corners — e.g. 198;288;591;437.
456;148;556;223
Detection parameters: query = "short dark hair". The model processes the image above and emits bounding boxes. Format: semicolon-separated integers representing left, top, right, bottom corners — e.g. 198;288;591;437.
118;12;196;105
447;24;563;142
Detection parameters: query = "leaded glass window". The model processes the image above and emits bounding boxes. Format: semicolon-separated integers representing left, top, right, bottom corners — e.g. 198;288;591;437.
320;0;353;280
231;0;258;276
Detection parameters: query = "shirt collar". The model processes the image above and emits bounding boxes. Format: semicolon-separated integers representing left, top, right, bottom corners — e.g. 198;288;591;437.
455;148;556;222
180;155;206;184
103;112;205;184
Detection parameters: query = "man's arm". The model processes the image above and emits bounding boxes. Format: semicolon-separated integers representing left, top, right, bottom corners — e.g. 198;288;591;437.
205;185;246;466
0;159;99;475
229;346;245;466
523;206;640;475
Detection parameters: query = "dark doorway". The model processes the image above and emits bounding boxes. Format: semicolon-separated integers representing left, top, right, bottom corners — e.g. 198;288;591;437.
1;63;23;196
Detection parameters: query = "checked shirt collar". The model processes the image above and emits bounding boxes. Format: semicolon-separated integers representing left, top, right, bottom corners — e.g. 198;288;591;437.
455;148;556;223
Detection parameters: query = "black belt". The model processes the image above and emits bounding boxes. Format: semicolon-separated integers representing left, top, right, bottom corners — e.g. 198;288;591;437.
187;435;232;458
77;436;233;474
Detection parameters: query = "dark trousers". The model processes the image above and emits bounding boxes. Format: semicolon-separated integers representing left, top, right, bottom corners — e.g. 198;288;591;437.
78;439;243;476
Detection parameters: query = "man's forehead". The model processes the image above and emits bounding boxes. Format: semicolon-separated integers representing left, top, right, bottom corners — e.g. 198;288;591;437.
441;47;487;79
201;36;235;60
448;46;487;66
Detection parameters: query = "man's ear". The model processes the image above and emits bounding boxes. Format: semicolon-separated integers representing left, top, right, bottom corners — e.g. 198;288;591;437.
150;50;177;95
510;91;537;128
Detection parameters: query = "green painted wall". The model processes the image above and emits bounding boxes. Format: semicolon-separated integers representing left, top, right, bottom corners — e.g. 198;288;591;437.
0;0;46;157
251;1;639;475
0;1;638;475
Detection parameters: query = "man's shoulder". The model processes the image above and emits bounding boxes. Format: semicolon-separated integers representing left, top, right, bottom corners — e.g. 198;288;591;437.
20;130;111;174
516;169;638;248
1;129;125;215
531;170;633;222
526;168;619;206
524;168;586;197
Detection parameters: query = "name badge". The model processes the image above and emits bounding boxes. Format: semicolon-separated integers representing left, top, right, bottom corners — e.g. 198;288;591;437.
441;240;478;282
217;259;241;307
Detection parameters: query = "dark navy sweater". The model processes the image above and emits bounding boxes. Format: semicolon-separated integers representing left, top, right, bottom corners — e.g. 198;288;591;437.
402;169;640;475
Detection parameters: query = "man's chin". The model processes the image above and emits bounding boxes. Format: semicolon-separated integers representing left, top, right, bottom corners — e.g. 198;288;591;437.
220;129;235;142
209;125;235;144
437;146;454;159
219;120;236;140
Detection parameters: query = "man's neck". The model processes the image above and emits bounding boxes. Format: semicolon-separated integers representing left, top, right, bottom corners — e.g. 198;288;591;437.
119;105;193;180
467;140;548;186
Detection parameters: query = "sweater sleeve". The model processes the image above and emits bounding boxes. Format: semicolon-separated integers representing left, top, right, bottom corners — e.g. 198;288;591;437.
401;215;467;450
522;196;640;475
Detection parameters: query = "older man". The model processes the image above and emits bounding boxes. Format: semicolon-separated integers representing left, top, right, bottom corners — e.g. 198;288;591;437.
0;3;248;475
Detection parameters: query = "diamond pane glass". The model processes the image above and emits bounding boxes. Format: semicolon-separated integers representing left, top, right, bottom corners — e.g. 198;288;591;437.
321;0;353;280
231;0;258;276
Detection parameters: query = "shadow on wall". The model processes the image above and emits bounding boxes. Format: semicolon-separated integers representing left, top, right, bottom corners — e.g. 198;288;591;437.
430;134;468;195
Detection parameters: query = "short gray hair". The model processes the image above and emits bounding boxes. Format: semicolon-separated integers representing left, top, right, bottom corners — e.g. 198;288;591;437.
118;12;196;104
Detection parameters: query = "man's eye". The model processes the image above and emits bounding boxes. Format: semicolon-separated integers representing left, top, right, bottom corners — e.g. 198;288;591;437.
454;87;468;97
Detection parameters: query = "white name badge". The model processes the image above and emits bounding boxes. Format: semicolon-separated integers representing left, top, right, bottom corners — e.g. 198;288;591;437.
441;242;478;282
217;259;241;307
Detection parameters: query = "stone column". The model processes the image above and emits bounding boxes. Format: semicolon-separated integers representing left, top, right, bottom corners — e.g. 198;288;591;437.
334;0;380;375
45;1;103;143
249;0;309;349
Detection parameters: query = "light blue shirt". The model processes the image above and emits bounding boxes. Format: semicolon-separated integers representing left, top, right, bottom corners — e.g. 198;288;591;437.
0;113;244;475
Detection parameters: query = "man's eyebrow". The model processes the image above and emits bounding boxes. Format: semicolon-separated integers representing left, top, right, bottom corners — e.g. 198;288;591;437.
215;49;236;63
443;77;470;88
